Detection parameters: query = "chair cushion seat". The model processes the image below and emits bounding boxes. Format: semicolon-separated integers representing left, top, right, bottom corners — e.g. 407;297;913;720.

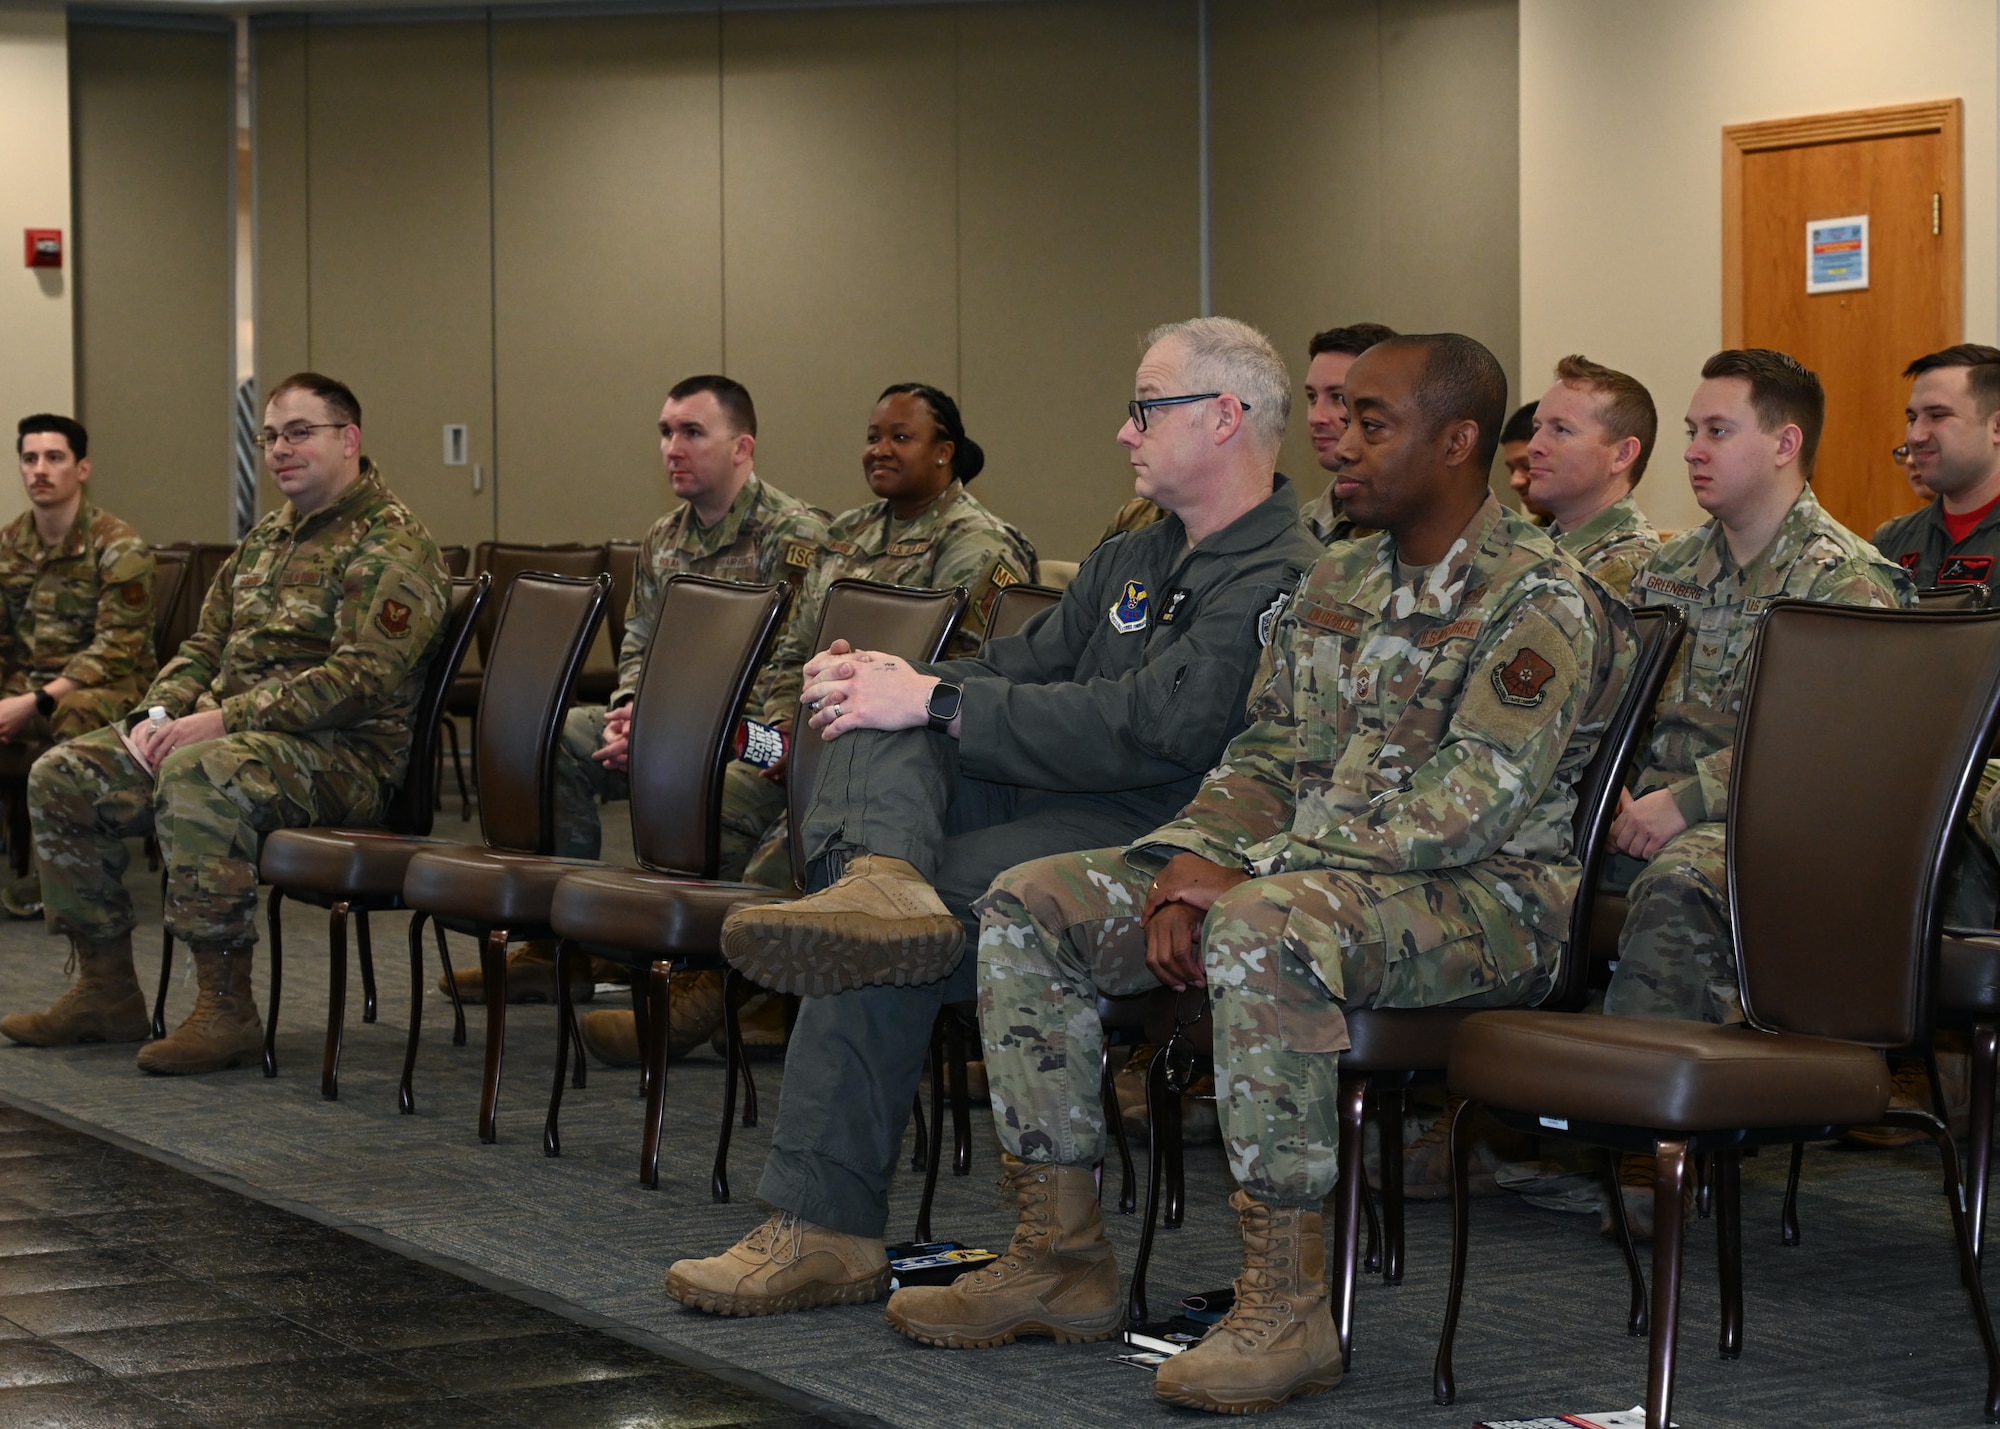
550;867;786;957
402;847;603;926
1939;933;2000;1019
261;828;448;898
1448;1010;1890;1132
1343;1007;1471;1072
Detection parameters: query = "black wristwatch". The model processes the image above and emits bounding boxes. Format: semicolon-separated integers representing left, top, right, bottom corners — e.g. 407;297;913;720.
32;689;54;718
925;680;964;732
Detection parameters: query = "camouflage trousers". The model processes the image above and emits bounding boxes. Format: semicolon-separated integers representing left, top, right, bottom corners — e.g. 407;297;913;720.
31;723;389;949
978;847;1550;1208
554;703;780;883
1601;825;1738;1024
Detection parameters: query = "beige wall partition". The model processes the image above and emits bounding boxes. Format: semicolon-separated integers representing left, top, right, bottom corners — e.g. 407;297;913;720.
1520;0;2000;535
491;13;724;544
1211;0;1522;500
70;19;234;544
0;7;73;530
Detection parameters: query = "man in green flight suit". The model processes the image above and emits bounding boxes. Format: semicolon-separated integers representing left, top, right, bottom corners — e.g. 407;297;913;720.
883;333;1634;1415
0;414;158;917
0;372;449;1076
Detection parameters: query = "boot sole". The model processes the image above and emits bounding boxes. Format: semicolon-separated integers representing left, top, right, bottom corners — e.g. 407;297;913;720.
0;1023;148;1048
1153;1369;1345;1414
663;1264;891;1316
721;914;963;998
885;1304;1125;1348
136;1041;264;1076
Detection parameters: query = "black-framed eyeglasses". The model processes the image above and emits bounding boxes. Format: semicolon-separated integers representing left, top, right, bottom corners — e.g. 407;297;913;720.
253;422;346;450
1127;393;1249;433
1160;990;1209;1095
1892;444;1911;466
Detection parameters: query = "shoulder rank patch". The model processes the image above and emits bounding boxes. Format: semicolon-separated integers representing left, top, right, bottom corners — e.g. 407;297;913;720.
120;581;147;609
991;563;1021;590
1257;590;1288;646
375;599;412;638
1492;646;1557;707
1157;587;1192;625
1942;555;1994;584
1108;579;1149;633
784;541;815;570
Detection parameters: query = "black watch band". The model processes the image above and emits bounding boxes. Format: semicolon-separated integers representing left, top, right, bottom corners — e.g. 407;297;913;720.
925;681;964;732
32;689;54;719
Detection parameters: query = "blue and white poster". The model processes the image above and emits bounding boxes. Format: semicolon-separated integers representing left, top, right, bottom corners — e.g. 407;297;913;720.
1806;214;1869;294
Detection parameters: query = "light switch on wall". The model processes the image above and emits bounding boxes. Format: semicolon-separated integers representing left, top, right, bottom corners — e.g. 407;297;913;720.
443;424;468;466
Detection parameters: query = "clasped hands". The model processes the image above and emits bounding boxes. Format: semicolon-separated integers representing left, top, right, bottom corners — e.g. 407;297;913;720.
798;639;946;740
1608;786;1687;861
1141;852;1250;993
130;708;227;770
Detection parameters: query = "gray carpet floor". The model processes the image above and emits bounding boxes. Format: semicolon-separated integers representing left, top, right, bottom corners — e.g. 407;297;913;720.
0;812;1993;1426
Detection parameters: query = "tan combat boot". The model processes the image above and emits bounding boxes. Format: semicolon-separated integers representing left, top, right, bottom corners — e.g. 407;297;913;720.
579;969;728;1069
886;1154;1123;1347
719;854;962;996
436;939;599;1004
136;945;264;1075
664;1211;889;1316
1153;1190;1344;1413
0;935;148;1046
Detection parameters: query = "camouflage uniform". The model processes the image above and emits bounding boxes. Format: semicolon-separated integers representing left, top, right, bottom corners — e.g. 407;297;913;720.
0;496;157;740
978;496;1634;1206
1550;492;1659;601
758;479;1318;1237
1603;487;1910;1023
725;479;1037;889
30;461;447;950
551;473;827;863
1297;483;1374;545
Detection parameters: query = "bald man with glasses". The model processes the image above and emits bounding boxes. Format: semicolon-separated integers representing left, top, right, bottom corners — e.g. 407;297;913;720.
1;372;448;1077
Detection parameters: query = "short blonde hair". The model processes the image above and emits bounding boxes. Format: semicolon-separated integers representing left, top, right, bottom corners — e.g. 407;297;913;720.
1145;316;1291;455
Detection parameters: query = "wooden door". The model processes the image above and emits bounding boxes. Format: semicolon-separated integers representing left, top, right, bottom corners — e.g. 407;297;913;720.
1724;101;1961;538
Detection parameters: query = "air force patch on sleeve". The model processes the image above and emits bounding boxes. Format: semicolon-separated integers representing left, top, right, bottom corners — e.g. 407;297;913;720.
1492;646;1557;706
1108;580;1149;633
1258;590;1289;647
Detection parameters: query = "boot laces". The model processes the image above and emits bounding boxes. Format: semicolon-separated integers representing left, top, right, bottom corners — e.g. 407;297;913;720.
1216;1219;1297;1341
741;1211;807;1267
974;1169;1054;1283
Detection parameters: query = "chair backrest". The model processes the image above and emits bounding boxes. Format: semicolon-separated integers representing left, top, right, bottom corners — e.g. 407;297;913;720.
786;579;968;881
151;541;236;661
626;576;789;877
1917;582;1989;612
984;583;1063;646
385;575;489;837
1731;602;2000;1043
473;571;611;854
439;544;471;577
1544;604;1686;1011
148;551;188;668
605;540;643;660
470;541;608;663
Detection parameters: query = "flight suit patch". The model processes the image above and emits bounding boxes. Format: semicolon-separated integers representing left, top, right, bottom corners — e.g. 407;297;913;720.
1898;551;1922;572
1256;590;1286;645
1942;555;1995;584
1108;580;1149;633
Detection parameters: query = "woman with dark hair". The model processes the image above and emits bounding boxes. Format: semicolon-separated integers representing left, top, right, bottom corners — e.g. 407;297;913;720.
577;382;1036;1070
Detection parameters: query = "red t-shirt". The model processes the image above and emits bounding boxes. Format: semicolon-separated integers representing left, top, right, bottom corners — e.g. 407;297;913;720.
1944;491;2000;545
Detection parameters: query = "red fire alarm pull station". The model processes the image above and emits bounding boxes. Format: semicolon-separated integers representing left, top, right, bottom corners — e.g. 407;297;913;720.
24;230;61;269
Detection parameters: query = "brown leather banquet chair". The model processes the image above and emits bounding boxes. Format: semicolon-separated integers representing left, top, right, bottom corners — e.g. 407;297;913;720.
252;575;488;1094
1435;600;2000;1429
545;578;967;1194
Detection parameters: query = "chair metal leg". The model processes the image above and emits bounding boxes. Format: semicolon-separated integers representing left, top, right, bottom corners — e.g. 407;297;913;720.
1642;1138;1692;1429
546;940;574;1159
477;927;509;1144
1432;1097;1478;1404
1333;1072;1369;1371
1971;1024;1998;1267
262;887;282;1079
733;979;759;1129
321;901;348;1101
948;1014;972;1177
400;912;427;1115
1102;1041;1136;1214
357;909;377;1024
435;920;466;1046
1883;1106;2000;1418
712;968;742;1201
1715;1149;1743;1359
442;715;470;821
1372;1081;1407;1285
643;960;672;1190
1780;1142;1805;1247
1694;1151;1712;1219
1604;1148;1649;1336
910;1091;929;1173
1128;1044;1174;1327
152;928;173;1041
1363;1160;1383;1273
916;1016;947;1243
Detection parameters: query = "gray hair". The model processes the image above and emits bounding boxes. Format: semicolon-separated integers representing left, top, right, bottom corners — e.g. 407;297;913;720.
1144;316;1291;455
